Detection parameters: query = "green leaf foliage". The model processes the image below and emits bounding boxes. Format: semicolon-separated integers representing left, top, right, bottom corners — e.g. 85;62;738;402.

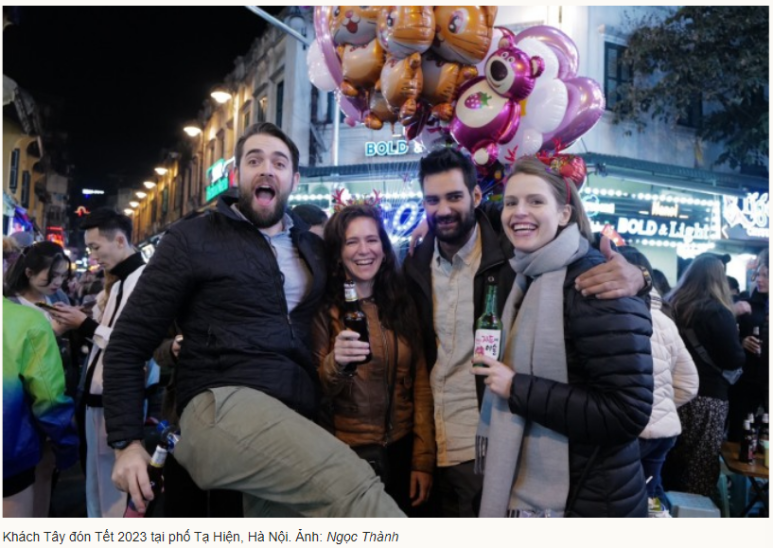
612;7;768;170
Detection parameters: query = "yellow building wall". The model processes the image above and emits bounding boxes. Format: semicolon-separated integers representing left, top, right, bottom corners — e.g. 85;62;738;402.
3;116;45;231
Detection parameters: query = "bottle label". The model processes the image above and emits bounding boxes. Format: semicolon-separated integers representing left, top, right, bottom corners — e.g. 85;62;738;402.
474;329;502;360
344;285;358;302
150;446;168;468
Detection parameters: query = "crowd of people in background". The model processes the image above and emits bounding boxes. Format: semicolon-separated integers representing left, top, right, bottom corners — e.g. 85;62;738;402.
3;122;769;519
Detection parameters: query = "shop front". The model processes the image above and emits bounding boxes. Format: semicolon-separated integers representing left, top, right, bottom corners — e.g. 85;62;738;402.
298;147;425;247
719;191;769;291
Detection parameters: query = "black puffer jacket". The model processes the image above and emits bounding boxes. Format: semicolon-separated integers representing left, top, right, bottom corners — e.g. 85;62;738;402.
508;248;654;517
103;194;327;444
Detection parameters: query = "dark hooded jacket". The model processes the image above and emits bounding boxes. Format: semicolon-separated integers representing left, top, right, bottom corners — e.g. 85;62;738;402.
103;194;327;444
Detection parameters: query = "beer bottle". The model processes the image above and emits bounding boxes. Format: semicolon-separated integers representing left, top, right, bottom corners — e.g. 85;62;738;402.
124;423;178;518
738;420;755;464
758;413;769;454
747;412;759;452
342;280;371;372
123;445;167;517
474;277;502;366
753;326;761;356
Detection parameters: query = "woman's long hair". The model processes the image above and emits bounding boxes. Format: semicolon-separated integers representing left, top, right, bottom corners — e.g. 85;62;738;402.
323;204;421;351
3;241;71;296
667;253;734;326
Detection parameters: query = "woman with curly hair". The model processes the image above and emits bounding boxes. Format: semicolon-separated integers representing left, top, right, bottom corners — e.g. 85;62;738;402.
312;204;435;514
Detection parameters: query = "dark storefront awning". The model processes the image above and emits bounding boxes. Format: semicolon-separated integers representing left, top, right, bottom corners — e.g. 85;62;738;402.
581;153;768;197
300;155;768;198
300;161;420;180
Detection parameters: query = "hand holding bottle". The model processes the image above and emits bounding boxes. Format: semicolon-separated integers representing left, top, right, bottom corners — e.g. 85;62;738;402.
112;442;153;513
333;330;371;371
743;326;762;356
471;353;515;399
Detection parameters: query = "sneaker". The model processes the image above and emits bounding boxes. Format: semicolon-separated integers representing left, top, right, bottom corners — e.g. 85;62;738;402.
648;497;672;518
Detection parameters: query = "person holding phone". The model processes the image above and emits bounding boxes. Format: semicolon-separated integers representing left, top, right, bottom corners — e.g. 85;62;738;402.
4;241;73;335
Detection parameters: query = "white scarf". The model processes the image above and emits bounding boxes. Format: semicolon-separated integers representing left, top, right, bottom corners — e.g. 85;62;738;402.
476;224;589;517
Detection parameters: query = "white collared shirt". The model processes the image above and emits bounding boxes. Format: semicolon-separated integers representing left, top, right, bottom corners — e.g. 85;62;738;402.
430;224;483;466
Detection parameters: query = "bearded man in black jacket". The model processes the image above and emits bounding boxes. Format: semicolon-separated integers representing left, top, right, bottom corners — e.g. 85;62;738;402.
103;123;403;517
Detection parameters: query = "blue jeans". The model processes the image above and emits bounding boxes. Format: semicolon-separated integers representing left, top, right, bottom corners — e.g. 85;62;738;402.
639;436;677;505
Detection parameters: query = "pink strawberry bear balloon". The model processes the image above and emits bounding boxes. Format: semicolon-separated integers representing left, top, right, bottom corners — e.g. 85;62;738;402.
449;37;544;168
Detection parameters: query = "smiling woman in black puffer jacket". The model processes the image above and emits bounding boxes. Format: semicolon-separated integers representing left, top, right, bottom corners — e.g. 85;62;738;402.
472;156;653;518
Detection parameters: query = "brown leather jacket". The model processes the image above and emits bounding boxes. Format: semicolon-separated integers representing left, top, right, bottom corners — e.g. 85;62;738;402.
312;299;435;474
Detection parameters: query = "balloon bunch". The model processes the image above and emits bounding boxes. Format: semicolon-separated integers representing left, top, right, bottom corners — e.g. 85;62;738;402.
307;7;606;193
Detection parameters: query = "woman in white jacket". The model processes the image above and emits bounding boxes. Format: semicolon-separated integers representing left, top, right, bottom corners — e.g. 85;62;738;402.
619;249;698;512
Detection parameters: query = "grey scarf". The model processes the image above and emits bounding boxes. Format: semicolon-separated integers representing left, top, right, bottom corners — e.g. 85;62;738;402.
475;224;589;517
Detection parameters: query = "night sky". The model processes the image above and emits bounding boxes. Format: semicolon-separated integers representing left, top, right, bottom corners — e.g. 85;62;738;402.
3;6;284;197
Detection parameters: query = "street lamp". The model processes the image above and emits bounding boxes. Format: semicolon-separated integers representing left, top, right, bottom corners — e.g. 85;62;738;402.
154;166;168;176
129;201;140;208
183;124;202;137
136;191;147;199
211;86;233;104
143;181;157;189
123;209;134;216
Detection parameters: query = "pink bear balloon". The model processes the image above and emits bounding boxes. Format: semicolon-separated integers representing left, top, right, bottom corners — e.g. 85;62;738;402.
449;38;544;168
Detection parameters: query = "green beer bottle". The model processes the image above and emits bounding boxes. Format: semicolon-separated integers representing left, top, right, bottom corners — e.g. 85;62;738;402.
474;276;502;366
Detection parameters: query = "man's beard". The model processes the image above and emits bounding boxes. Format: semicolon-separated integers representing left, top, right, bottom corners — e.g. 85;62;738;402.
428;205;477;246
237;184;288;229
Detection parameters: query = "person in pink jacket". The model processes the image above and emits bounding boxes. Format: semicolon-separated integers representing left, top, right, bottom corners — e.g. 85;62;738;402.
619;248;698;516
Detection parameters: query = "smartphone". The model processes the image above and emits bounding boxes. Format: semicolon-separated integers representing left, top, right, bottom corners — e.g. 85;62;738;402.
35;301;59;312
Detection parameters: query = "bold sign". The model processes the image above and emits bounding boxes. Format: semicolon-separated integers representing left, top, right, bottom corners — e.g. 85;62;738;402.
82;189;105;195
722;192;769;240
616;217;712;243
206;157;236;202
364;140;422;158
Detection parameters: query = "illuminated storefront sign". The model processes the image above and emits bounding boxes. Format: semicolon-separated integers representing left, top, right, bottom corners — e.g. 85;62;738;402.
616;217;711;243
364;140;422;158
290;191;425;240
722;192;769;240
206;158;236;202
651;201;679;218
582;195;615;216
581;187;717;246
46;226;65;247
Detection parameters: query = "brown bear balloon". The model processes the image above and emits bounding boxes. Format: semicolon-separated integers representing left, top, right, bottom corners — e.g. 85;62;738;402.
331;6;380;47
363;86;399;131
338;40;386;97
331;7;386;98
377;6;434;59
376;7;434;123
421;53;478;122
432;6;498;65
379;52;423;124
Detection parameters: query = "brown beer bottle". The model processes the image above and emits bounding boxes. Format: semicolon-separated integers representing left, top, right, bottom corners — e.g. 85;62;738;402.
342;280;372;373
